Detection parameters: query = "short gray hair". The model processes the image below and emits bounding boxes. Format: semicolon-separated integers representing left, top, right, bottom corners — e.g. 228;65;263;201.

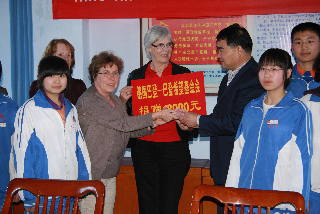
144;25;173;60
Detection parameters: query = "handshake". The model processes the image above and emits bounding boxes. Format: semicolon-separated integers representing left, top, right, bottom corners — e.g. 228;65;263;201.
151;108;199;130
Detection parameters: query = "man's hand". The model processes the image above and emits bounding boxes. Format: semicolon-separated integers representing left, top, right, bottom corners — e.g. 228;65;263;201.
178;112;199;128
176;119;194;131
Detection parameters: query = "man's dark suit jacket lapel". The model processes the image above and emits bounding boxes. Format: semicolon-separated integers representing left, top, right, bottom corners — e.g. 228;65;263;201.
217;58;256;103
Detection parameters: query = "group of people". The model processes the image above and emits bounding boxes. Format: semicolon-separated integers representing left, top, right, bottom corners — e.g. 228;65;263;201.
2;26;194;214
179;22;320;214
0;20;319;214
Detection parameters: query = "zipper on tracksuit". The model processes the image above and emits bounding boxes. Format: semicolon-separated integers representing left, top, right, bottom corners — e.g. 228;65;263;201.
249;106;264;189
54;110;68;180
249;105;286;188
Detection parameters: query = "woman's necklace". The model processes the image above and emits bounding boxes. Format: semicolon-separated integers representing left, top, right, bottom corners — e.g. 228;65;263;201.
151;62;163;76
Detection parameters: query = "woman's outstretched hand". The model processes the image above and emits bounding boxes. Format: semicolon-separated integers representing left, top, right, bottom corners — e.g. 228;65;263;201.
151;109;178;128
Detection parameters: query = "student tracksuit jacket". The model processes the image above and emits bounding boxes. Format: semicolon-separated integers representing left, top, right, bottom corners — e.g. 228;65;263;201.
301;88;320;213
0;94;18;209
301;91;320;195
286;64;320;99
10;90;91;207
226;92;313;210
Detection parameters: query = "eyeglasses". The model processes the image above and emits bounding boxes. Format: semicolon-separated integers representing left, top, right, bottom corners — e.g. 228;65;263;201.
151;42;174;50
259;67;284;73
98;72;120;78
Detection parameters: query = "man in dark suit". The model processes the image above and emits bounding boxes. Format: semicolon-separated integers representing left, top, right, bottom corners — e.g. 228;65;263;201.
178;24;265;214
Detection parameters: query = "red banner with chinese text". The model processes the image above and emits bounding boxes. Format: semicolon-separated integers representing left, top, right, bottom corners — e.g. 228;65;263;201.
152;17;246;64
52;0;320;19
131;72;206;116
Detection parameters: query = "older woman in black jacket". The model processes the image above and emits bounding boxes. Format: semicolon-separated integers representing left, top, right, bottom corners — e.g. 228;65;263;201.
126;25;197;214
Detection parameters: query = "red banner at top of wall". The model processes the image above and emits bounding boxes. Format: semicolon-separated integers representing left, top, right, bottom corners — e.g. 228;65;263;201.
52;0;320;19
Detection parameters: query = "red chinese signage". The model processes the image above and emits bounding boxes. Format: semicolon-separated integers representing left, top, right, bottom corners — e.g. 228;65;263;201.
52;0;320;19
132;72;206;116
152;17;246;64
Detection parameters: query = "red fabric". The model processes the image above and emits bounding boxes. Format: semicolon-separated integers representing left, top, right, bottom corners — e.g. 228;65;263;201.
53;0;320;19
145;63;173;79
132;67;206;116
139;63;181;142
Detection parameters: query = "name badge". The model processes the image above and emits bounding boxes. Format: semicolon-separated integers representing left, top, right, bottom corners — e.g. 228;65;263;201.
0;123;6;127
267;120;278;125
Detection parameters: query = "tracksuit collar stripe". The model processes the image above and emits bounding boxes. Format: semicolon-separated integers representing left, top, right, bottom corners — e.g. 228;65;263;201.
250;91;295;108
33;90;73;116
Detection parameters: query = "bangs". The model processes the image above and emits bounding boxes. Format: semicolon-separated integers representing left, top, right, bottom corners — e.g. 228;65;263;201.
258;48;293;88
37;56;71;90
258;49;292;70
42;67;69;79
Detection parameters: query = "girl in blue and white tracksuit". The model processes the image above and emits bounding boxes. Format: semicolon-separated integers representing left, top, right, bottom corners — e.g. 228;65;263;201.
11;56;91;212
226;49;313;213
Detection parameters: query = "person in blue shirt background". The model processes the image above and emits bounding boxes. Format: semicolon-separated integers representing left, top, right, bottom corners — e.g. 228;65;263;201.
301;54;320;214
286;22;320;98
0;93;18;211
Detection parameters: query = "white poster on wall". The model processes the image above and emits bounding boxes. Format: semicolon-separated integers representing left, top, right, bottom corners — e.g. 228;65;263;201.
252;13;320;63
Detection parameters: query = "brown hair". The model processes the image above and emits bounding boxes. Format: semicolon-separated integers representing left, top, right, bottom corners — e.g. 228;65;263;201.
42;39;75;70
88;51;124;84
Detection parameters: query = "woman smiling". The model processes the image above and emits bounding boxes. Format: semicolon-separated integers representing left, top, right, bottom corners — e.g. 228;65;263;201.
77;51;177;214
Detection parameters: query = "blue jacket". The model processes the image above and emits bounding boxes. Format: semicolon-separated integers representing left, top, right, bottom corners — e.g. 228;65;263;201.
286;64;320;99
11;90;91;208
0;94;18;209
226;92;313;210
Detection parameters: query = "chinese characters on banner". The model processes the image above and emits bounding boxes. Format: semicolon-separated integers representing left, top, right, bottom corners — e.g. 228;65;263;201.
132;72;206;116
152;17;246;65
52;0;320;19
